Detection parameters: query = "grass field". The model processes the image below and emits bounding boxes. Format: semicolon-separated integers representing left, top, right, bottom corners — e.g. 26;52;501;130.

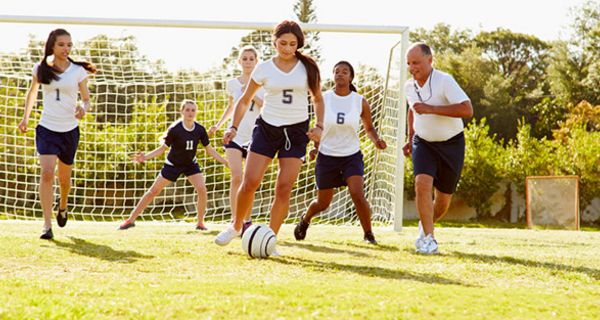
1;220;599;319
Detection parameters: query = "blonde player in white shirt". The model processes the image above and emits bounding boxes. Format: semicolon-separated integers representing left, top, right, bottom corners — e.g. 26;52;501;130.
294;61;387;245
209;46;264;233
18;29;96;240
402;43;473;254
215;21;325;254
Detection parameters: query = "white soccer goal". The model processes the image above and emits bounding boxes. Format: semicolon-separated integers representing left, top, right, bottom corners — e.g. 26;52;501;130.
526;176;580;230
0;15;409;230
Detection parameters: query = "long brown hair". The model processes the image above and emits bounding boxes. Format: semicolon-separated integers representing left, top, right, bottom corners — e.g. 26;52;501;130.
273;20;320;93
37;29;96;84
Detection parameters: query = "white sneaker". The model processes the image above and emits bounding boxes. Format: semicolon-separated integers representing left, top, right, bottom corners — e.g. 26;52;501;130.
416;234;438;254
214;226;240;246
415;220;426;249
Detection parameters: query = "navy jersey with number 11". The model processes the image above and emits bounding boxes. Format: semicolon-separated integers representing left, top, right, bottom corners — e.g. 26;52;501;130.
163;120;210;167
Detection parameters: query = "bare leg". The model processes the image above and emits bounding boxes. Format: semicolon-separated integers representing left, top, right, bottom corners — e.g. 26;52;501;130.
56;160;72;211
187;173;208;226
269;157;303;235
232;152;272;231
225;148;246;223
415;174;435;236
126;176;172;223
346;175;373;234
433;188;453;222
303;189;334;222
39;155;58;229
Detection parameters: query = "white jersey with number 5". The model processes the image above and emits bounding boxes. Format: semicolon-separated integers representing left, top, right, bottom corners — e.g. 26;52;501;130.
33;63;89;132
319;90;363;157
251;58;309;126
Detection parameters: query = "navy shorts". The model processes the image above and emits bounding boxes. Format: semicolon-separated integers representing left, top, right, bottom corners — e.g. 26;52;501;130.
412;132;465;194
315;151;364;189
249;117;309;159
35;125;80;165
224;140;249;158
160;163;201;182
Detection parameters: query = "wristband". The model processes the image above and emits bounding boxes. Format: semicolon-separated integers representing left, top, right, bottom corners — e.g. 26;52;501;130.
315;123;323;130
82;101;91;111
229;125;238;131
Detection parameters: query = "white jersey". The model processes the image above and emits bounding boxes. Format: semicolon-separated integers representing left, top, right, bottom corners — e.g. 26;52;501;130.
226;78;264;146
404;69;470;142
319;90;363;157
34;63;89;132
251;58;309;126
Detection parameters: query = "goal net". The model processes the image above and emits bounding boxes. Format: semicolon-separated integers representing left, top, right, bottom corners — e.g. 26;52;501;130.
526;176;580;230
0;17;408;227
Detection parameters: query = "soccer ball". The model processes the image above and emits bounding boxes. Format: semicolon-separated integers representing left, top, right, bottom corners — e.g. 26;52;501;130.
241;224;276;259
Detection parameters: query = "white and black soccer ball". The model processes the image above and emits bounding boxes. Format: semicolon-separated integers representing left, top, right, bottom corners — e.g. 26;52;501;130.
241;224;276;259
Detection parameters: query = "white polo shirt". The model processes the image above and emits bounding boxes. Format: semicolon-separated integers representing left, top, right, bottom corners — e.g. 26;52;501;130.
404;69;470;142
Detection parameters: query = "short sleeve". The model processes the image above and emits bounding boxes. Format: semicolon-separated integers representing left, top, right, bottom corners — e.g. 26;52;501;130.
32;63;39;78
226;79;235;96
251;62;267;86
404;81;418;108
198;125;210;147
443;75;469;104
162;126;175;147
77;66;90;83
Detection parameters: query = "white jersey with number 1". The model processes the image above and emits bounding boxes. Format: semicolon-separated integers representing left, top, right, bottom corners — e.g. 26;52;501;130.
251;58;309;126
226;78;265;146
33;63;89;133
319;90;363;157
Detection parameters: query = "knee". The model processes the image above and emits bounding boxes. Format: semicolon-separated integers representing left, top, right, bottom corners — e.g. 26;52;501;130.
239;178;260;194
275;182;294;198
40;170;54;183
195;184;207;196
230;173;242;186
415;179;433;195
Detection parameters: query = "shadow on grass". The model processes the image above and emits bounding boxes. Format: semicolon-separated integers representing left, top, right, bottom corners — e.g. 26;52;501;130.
51;236;154;263
324;240;400;252
185;230;220;236
450;251;600;280
279;240;372;258
272;255;473;287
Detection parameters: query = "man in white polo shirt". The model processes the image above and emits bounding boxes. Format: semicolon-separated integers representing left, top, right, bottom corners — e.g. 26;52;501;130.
402;42;473;254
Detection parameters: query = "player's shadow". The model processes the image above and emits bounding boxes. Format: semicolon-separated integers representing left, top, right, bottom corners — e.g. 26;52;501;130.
185;230;219;236
279;240;373;258
51;236;154;263
324;240;400;252
450;251;600;280
273;255;473;286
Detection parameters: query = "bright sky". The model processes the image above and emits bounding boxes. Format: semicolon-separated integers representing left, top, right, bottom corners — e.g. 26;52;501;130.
0;0;585;75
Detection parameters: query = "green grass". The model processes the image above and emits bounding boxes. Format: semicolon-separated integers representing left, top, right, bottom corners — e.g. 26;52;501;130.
1;221;599;319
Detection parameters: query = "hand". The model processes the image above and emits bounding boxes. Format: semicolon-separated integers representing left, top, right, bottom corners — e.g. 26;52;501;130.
223;128;237;145
308;148;318;161
131;152;146;163
75;105;86;120
402;141;412;157
208;125;218;136
375;138;387;150
413;102;432;115
18;119;28;133
306;126;322;143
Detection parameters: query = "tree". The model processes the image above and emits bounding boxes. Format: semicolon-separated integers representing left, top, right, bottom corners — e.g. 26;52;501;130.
294;0;321;62
409;23;473;55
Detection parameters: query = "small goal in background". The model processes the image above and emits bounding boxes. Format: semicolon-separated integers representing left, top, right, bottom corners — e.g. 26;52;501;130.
526;176;580;230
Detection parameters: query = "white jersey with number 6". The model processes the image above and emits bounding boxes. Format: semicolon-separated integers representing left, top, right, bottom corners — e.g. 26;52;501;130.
33;63;89;132
319;90;363;157
251;58;309;126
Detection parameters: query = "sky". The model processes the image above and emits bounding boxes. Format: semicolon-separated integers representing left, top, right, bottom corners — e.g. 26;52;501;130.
0;0;586;75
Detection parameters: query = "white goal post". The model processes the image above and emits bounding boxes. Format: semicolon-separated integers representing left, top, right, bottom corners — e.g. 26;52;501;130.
0;15;409;230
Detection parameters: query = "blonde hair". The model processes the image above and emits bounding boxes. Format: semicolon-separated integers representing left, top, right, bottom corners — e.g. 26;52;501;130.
238;45;259;60
179;99;197;112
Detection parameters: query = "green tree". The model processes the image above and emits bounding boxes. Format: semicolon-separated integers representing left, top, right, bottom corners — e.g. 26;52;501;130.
409;23;473;55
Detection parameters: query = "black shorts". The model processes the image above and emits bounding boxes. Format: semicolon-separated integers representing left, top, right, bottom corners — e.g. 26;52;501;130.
249;117;309;160
315;151;364;189
224;140;249;158
160;163;201;182
412;132;465;194
35;125;80;165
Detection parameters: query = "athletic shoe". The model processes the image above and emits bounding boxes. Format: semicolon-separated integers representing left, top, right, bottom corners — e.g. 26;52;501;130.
415;220;426;249
294;216;309;240
241;220;252;236
40;227;53;240
56;207;68;228
270;248;281;257
416;234;438;254
363;231;378;245
214;226;240;246
195;224;208;231
118;221;135;230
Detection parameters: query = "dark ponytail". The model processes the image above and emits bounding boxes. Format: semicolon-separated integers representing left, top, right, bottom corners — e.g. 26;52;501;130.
274;21;321;94
334;60;357;92
37;28;96;85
